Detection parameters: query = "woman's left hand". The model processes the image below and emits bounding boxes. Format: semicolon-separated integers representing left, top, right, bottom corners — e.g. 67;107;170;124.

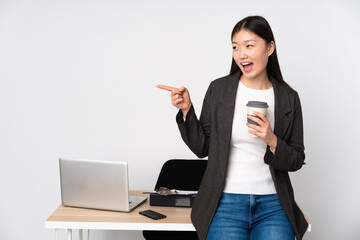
247;111;277;151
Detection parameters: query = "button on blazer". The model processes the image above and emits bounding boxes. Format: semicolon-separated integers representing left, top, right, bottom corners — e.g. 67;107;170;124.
176;71;308;240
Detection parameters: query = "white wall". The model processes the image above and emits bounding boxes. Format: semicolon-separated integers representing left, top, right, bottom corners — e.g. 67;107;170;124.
1;0;359;239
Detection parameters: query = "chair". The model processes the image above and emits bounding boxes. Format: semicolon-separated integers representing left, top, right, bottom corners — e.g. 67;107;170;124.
143;159;207;240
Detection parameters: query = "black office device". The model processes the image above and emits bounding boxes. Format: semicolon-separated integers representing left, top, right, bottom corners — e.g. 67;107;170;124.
150;193;197;207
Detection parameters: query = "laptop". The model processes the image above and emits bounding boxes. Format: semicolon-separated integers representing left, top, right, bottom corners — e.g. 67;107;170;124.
59;158;147;212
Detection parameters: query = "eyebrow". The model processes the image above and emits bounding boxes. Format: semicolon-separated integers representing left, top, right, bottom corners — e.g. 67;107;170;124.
232;39;256;44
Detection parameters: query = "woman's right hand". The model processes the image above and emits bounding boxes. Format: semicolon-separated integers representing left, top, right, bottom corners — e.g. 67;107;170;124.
157;85;192;118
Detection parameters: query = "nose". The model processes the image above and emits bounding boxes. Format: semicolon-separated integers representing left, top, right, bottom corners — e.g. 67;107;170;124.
239;48;247;60
234;46;247;60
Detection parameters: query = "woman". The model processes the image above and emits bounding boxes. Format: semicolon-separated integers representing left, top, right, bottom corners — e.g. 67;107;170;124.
157;15;308;240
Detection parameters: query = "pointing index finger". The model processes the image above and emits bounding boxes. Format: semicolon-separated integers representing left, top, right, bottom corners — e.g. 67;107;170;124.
156;85;175;92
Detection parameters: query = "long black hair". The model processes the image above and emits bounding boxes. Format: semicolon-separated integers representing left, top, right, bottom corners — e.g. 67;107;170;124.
230;16;292;90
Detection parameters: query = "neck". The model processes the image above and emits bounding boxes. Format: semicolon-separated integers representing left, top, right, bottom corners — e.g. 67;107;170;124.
240;74;272;90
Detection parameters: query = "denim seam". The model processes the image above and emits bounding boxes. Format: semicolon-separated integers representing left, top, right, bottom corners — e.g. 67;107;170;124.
249;195;252;229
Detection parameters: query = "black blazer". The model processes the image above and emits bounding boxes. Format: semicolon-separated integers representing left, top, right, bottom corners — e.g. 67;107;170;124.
176;71;308;240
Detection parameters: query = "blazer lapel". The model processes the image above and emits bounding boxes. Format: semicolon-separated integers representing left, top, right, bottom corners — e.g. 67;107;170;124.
272;79;292;139
218;71;240;166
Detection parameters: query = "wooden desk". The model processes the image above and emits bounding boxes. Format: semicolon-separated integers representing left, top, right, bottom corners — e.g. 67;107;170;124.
46;190;311;239
45;191;194;240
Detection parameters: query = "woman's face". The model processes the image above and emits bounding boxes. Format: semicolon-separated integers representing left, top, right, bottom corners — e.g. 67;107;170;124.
232;29;274;81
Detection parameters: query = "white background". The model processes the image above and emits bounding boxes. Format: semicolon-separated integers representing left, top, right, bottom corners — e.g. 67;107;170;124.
1;0;359;239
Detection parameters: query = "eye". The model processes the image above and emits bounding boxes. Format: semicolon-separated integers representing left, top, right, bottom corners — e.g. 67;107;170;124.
232;46;238;50
246;44;253;48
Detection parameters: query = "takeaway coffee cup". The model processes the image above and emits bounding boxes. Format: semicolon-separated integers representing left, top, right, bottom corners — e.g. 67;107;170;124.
246;101;268;137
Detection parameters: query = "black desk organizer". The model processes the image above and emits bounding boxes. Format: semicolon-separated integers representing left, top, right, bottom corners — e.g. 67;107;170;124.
149;193;197;207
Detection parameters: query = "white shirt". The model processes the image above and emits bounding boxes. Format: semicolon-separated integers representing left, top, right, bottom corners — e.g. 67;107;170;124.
223;81;276;194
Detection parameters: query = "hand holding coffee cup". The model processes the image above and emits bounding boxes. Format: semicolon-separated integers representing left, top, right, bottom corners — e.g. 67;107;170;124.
246;101;278;151
246;101;268;137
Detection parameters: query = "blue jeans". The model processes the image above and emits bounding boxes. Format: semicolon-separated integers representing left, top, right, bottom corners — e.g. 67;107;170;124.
207;193;295;240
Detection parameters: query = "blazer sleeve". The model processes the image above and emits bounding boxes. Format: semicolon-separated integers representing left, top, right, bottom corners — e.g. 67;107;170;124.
264;92;306;172
176;83;212;158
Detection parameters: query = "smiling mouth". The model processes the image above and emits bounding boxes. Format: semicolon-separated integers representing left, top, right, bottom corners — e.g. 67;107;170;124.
241;62;253;72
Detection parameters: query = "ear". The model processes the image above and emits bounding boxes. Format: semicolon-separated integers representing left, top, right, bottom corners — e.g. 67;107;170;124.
268;41;275;56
